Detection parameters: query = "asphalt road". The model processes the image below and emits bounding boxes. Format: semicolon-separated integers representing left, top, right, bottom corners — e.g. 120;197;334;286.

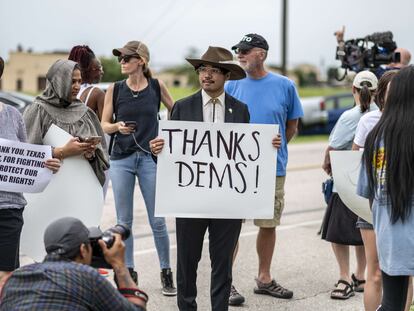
98;141;365;311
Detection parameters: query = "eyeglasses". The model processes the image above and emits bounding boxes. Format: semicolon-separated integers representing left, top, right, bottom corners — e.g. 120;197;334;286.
117;55;140;63
234;48;253;55
196;66;223;75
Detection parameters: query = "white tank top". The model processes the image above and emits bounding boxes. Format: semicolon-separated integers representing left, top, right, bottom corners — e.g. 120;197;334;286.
77;83;97;106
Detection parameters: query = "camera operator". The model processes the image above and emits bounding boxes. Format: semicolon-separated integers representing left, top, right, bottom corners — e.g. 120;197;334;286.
376;47;411;76
0;217;147;310
335;26;411;77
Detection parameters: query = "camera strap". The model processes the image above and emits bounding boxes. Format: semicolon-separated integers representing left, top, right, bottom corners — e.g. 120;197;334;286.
118;287;149;303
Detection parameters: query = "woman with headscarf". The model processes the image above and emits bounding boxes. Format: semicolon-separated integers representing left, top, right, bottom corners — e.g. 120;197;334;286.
23;59;108;185
0;57;60;289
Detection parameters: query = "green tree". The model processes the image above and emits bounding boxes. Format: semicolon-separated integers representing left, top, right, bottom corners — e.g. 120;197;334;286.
100;57;125;82
161;47;201;88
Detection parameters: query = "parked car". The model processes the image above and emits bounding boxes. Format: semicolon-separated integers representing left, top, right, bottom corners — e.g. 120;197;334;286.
299;93;354;135
0;91;35;113
324;93;355;134
299;96;328;131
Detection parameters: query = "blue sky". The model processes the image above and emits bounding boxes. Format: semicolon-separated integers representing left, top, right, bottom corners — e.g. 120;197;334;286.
1;0;413;71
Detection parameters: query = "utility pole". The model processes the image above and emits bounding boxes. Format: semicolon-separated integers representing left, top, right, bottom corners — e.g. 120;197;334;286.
281;0;288;76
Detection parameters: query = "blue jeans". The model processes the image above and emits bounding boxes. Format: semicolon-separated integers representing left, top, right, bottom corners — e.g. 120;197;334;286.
109;151;170;269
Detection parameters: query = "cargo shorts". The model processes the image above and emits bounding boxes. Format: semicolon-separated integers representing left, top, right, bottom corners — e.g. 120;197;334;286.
254;176;286;228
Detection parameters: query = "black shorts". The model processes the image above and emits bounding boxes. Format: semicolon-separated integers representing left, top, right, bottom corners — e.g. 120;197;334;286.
0;208;24;271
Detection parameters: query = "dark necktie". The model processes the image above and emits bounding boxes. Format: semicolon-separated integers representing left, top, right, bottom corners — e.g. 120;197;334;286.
211;98;219;122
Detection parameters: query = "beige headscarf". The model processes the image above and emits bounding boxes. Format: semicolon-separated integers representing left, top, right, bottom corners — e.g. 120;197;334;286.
23;59;109;185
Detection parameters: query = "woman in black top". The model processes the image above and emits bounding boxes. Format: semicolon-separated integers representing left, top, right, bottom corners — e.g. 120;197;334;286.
101;41;176;296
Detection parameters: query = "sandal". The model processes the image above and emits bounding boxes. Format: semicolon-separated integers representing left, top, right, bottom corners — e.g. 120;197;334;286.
330;279;355;300
351;273;366;293
254;278;293;299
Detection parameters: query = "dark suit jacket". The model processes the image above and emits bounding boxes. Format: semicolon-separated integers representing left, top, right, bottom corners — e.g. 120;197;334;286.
170;90;250;124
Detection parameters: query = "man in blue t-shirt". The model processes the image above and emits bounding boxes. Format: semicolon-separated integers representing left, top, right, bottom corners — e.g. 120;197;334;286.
225;33;303;305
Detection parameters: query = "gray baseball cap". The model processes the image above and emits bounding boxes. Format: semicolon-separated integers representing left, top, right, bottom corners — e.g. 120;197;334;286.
44;217;91;258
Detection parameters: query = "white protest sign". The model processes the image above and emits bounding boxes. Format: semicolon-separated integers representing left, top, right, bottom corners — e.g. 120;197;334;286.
155;120;278;219
0;138;52;193
330;150;372;223
21;124;104;261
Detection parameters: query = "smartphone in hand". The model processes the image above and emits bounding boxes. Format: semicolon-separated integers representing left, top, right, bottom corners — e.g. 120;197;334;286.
80;136;102;145
124;121;137;130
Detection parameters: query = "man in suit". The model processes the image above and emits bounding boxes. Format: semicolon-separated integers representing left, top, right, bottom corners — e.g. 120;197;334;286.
150;46;280;311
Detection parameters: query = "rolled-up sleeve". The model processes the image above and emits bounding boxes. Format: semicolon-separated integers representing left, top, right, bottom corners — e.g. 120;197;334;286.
356;160;372;199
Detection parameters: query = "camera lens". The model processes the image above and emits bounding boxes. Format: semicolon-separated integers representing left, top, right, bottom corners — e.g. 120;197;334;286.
110;224;131;240
102;224;131;248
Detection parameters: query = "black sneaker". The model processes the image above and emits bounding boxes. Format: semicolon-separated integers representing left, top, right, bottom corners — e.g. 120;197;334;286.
114;268;138;287
161;268;177;296
229;285;245;306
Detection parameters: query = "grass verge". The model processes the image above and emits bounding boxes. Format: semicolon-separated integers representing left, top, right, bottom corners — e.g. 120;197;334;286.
290;134;328;144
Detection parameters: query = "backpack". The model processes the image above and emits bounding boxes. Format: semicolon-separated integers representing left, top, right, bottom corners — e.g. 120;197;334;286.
108;79;161;155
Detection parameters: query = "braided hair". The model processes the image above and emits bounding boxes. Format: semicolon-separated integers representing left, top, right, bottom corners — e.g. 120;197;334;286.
0;57;4;79
68;45;96;83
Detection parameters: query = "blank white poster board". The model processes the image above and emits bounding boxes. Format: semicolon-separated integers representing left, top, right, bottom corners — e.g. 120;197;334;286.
330;150;372;224
21;125;104;261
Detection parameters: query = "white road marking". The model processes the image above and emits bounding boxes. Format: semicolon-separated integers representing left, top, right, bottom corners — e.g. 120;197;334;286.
133;219;321;256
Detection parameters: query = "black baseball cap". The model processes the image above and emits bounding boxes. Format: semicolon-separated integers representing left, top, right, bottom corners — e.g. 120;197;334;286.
44;217;91;258
232;33;269;51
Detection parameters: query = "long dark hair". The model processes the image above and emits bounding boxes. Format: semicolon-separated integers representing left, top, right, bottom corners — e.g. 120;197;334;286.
363;65;414;223
68;45;96;83
375;70;398;110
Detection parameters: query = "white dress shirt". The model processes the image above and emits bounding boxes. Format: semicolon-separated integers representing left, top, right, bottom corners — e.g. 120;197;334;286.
201;90;225;123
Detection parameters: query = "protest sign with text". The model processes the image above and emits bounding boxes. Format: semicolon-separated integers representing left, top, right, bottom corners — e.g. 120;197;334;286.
0;138;52;193
155;120;278;219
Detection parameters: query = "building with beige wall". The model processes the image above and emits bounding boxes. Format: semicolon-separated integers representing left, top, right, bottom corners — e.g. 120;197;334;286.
1;50;68;94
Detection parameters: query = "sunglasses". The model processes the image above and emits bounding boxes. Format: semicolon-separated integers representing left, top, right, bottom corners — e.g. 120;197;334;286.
234;48;253;55
117;55;140;63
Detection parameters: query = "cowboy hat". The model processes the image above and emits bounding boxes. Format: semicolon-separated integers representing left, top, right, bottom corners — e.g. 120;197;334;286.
186;46;246;80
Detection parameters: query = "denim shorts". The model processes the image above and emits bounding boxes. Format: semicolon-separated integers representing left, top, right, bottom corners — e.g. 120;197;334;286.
356;216;374;230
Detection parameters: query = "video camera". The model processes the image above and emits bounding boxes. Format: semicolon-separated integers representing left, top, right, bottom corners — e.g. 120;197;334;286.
336;31;400;77
89;224;131;269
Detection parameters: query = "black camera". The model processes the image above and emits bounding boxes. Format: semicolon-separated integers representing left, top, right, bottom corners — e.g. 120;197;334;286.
336;31;400;77
89;224;131;268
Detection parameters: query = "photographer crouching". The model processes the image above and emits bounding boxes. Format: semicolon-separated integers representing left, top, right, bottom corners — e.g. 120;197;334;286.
0;217;147;310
